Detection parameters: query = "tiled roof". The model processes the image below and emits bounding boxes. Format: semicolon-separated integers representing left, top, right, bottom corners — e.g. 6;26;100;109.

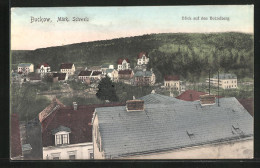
78;70;92;76
118;70;133;75
18;63;33;67
11;113;22;158
51;125;71;135
95;94;253;158
41;102;125;147
118;58;130;65
37;63;50;69
238;98;254;116
134;70;153;77
60;63;73;69
176;90;207;101
164;75;180;81
53;73;66;80
138;52;148;59
213;73;237;79
92;71;102;76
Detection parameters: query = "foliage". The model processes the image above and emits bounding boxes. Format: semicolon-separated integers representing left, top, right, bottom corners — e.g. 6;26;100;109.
58;96;103;106
114;82;154;102
67;80;88;90
11;83;51;121
96;76;119;102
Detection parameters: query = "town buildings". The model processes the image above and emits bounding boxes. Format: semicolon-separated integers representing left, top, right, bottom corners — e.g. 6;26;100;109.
134;70;155;86
101;64;114;74
36;63;51;75
18;63;34;75
164;75;185;92
92;93;253;159
105;69;119;82
118;69;134;80
137;52;149;65
207;73;238;89
117;58;130;71
60;63;75;75
78;70;102;83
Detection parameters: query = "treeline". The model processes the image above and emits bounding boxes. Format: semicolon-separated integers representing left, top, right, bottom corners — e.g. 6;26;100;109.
11;32;253;81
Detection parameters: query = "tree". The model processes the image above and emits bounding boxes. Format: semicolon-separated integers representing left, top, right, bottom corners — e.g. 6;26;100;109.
96;76;119;102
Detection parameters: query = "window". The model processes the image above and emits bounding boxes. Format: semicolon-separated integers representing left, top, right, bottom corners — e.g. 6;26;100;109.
51;153;61;160
55;134;69;145
68;151;76;159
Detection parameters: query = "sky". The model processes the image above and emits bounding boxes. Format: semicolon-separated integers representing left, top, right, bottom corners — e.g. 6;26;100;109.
11;5;254;50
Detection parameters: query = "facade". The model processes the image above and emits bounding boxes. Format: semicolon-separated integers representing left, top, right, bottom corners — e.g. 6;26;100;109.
60;63;75;75
118;69;134;80
105;69;119;82
137;52;149;65
134;70;155;86
18;63;34;75
92;93;253;159
207;73;238;89
164;75;183;91
117;58;130;71
36;63;51;75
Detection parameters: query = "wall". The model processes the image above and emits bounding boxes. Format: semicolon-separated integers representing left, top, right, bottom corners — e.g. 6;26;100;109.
43;142;93;160
121;138;253;159
92;114;105;159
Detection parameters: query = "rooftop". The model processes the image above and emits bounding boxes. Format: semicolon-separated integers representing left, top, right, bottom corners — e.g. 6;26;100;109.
53;73;67;80
18;63;33;67
118;69;133;75
176;90;207;101
213;73;237;79
134;70;153;77
164;75;180;81
118;58;130;65
95;94;253;158
37;63;50;69
138;52;148;59
60;63;73;69
78;70;92;76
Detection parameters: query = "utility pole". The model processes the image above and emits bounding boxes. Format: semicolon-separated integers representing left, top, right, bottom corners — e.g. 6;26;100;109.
208;70;210;95
218;71;220;107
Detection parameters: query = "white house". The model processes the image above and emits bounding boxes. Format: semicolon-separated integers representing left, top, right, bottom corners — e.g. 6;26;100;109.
117;58;130;71
40;100;93;160
164;75;185;92
36;63;51;75
137;52;149;65
60;63;75;75
17;63;34;74
207;73;238;89
105;69;119;82
92;94;253;159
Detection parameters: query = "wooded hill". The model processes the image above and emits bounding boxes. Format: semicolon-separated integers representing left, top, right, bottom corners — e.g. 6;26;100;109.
11;32;253;82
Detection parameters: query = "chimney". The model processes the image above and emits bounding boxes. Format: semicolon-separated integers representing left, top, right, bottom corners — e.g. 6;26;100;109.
199;95;216;106
126;100;144;112
73;102;77;110
133;96;135;100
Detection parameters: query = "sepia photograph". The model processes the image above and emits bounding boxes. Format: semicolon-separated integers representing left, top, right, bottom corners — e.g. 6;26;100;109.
10;5;254;160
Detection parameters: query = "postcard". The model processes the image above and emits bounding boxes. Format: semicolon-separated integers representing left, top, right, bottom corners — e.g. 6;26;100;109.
10;5;254;160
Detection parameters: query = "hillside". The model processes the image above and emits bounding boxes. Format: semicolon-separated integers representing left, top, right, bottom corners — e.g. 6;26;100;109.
11;32;253;81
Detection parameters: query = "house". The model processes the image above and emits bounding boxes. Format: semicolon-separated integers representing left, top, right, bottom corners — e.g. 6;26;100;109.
53;73;68;82
88;66;102;72
164;75;185;92
207;73;238;89
117;58;130;71
176;90;207;101
18;63;34;75
105;69;118;82
78;70;92;81
137;52;149;65
118;70;134;80
39;98;124;160
36;63;51;75
101;64;114;74
60;63;75;75
134;70;155;86
11;113;23;160
92;93;253;159
27;73;42;83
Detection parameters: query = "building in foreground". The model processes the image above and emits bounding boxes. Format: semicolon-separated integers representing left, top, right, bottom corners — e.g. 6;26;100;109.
39;98;124;160
176;90;207;101
92;93;253;159
207;73;238;89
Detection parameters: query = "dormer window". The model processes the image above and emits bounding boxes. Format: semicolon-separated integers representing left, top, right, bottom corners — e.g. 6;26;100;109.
51;125;71;146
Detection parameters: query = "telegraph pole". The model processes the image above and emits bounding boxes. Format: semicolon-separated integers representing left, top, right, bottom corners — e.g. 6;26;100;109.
218;71;220;107
208;70;211;95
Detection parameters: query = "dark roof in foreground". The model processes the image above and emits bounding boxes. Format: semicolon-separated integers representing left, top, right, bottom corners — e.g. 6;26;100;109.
11;113;22;158
41;102;125;147
238;98;254;116
95;93;253;158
